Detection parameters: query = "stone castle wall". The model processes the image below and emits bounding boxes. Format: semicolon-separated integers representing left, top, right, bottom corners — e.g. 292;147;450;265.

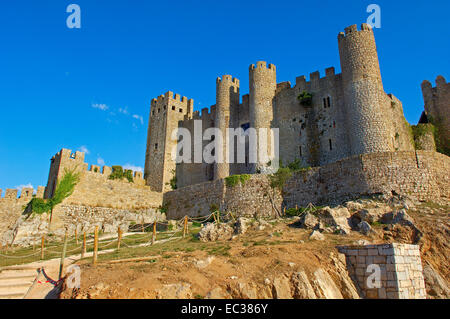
163;151;449;219
337;243;426;299
43;148;162;210
0;186;46;244
163;175;282;220
147;24;416;191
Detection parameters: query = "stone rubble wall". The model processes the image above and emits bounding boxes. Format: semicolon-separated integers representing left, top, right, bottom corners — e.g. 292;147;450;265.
337;243;426;299
164;151;449;219
164;175;283;220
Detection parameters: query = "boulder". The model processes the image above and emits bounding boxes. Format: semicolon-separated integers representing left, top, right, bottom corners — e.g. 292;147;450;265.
381;209;415;227
235;217;250;235
316;207;351;234
309;230;325;241
354;207;387;224
358;221;374;236
155;283;193;299
298;213;319;229
198;223;234;242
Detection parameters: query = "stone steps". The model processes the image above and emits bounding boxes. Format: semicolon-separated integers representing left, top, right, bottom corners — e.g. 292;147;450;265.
0;268;38;299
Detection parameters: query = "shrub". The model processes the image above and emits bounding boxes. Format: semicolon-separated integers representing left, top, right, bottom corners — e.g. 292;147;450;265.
298;91;313;106
109;166;134;183
225;174;251;187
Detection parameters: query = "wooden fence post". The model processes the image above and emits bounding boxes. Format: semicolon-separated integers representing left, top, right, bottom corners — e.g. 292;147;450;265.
93;226;99;265
58;230;68;280
117;227;122;251
75;227;78;245
41;236;45;260
81;232;86;259
152;222;156;245
183;216;188;238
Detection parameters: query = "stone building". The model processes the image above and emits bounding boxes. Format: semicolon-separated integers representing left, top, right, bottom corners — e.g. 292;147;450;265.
420;76;450;154
144;23;415;191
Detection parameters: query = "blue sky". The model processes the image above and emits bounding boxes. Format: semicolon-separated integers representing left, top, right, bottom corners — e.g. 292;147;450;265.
0;0;449;193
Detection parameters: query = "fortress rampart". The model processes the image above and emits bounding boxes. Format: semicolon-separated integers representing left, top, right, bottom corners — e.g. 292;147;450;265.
163;151;450;219
44;149;162;212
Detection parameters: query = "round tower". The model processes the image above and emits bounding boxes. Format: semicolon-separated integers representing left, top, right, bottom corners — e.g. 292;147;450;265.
338;24;392;156
214;75;240;180
249;61;276;172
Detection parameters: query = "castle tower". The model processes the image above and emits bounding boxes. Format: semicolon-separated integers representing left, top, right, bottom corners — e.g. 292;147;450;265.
421;76;450;154
338;24;392;156
214;75;240;180
44;149;88;199
144;92;194;192
249;61;276;172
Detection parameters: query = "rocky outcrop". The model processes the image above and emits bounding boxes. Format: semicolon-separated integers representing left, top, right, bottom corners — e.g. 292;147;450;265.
296;206;352;235
156;283;193;299
198;223;234;242
310;268;344;299
272;275;293;299
423;264;450;299
291;271;317;299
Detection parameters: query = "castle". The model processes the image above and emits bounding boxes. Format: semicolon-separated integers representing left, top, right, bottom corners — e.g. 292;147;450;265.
144;23;418;192
1;23;449;237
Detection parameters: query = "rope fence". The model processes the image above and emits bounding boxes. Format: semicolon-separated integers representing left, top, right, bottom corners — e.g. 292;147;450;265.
0;210;234;268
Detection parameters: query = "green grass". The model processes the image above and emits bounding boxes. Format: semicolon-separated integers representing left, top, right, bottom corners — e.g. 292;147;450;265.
0;226;202;268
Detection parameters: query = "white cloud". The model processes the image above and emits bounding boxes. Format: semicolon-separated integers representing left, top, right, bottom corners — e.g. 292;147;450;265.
123;164;143;172
133;114;144;125
92;103;109;111
119;107;129;115
78;145;90;154
97;157;105;166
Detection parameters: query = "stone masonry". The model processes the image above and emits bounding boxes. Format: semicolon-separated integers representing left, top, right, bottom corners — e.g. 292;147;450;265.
164;151;449;220
337;243;426;299
145;24;416;191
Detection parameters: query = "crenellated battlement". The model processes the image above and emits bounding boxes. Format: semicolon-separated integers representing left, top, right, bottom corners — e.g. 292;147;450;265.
295;66;339;89
338;23;373;41
249;61;276;72
0;186;45;202
151;91;194;115
216;75;240;86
